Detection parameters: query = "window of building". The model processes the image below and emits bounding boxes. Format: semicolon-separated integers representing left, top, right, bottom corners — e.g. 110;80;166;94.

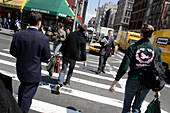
125;10;131;16
127;2;133;9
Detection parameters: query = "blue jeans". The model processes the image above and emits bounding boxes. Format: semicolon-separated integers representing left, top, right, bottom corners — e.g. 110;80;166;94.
57;57;76;85
53;44;62;56
122;79;150;113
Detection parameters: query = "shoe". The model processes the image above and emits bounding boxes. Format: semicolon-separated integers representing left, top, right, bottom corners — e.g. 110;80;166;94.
96;70;101;74
63;82;70;86
49;71;53;76
102;70;105;73
56;84;60;94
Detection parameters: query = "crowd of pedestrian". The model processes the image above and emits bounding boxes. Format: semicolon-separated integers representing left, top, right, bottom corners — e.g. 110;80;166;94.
0;14;20;31
0;11;165;113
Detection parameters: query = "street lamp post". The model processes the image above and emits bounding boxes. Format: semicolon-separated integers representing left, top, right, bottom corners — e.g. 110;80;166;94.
94;0;101;39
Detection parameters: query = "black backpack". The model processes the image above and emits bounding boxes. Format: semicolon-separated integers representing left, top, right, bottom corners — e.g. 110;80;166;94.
142;47;166;92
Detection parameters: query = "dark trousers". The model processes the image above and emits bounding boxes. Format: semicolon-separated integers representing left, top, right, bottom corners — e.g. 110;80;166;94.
18;82;39;113
98;53;109;71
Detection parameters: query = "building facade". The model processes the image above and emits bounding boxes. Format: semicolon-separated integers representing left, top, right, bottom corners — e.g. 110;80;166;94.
99;2;117;28
129;0;149;30
144;0;170;29
113;0;134;32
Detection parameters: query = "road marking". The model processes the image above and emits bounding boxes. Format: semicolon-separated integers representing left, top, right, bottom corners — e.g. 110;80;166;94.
0;51;14;58
0;36;12;41
49;72;124;93
113;66;119;70
0;58;124;94
13;93;81;113
117;51;125;56
116;53;123;59
0;59;16;67
113;60;122;63
1;52;170;90
2;49;10;52
38;81;169;113
0;58;114;81
0;70;168;113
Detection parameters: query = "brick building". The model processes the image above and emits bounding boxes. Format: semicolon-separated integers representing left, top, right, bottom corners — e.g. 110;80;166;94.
129;0;149;30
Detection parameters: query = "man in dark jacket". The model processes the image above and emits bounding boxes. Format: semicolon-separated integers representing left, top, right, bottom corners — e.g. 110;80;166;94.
56;24;87;94
10;12;51;113
96;30;115;74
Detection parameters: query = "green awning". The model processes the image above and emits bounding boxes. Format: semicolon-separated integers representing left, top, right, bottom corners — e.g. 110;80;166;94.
24;0;74;17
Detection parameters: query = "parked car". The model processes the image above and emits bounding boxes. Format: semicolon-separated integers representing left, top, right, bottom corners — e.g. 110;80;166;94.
89;40;118;55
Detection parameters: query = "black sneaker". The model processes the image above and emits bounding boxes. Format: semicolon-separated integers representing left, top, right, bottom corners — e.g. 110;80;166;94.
63;82;70;86
49;71;53;76
56;84;60;94
102;70;105;73
96;70;101;74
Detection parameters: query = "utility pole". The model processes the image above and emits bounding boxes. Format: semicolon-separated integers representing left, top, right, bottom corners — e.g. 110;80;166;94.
94;0;101;39
80;0;85;17
73;0;79;32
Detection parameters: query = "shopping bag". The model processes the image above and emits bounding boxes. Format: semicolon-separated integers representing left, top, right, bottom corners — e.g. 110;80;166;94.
145;97;161;113
46;56;56;72
54;57;60;73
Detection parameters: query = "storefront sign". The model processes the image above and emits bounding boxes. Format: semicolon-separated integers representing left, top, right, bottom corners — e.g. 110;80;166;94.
0;3;21;9
31;8;50;14
58;13;67;18
0;0;28;9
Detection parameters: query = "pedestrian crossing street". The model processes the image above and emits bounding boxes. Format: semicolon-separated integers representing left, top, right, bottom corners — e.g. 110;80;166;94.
0;48;168;113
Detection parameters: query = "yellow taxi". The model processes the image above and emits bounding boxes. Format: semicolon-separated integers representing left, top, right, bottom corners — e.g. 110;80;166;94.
89;40;119;55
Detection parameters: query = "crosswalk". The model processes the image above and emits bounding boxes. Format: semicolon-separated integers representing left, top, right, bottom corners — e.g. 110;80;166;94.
0;48;168;113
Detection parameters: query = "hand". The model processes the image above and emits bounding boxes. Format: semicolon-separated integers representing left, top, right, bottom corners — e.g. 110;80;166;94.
114;52;117;56
56;52;60;56
109;80;118;92
104;41;108;44
83;61;86;67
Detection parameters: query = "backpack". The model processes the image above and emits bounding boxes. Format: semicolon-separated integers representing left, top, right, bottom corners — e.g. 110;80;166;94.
142;47;166;92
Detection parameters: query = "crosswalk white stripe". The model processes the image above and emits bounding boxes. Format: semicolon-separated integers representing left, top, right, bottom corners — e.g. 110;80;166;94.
0;51;15;58
0;59;16;67
0;59;124;94
112;66;119;70
117;51;125;56
76;61;110;68
1;70;168;113
13;93;80;113
40;83;168;113
0;58;114;81
2;49;10;52
116;53;123;59
0;36;12;41
1;53;170;90
47;72;124;93
0;51;111;70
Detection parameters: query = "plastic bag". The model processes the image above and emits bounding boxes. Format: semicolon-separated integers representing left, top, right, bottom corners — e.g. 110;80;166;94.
145;97;161;113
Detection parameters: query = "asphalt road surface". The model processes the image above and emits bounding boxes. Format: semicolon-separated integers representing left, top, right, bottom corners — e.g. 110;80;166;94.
0;34;170;113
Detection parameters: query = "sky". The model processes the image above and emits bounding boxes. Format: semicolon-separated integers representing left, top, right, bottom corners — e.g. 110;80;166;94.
85;0;119;24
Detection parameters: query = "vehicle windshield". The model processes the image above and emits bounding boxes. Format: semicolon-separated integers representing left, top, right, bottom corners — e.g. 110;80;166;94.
131;39;138;44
